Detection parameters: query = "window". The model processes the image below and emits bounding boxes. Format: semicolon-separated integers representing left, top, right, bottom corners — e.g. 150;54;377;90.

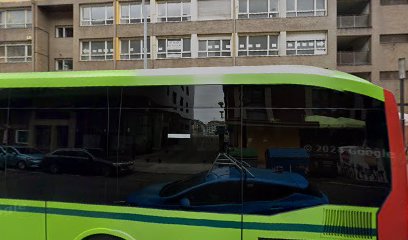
380;71;408;80
15;130;29;144
157;37;191;58
80;4;114;26
286;33;327;56
72;151;91;158
0;9;32;28
380;0;408;5
52;150;70;156
4;147;17;154
56;26;73;38
0;42;32;63
198;0;231;20
187;182;241;206
198;38;231;57
239;0;279;19
120;38;150;60
238;35;279;56
157;0;191;22
120;1;150;24
244;182;293;202
172;91;177;104
380;34;408;44
80;40;113;61
55;59;73;71
180;97;184;111
287;0;326;17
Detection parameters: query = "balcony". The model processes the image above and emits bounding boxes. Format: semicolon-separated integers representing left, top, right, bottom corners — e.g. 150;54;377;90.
337;0;370;29
337;15;370;28
337;51;370;66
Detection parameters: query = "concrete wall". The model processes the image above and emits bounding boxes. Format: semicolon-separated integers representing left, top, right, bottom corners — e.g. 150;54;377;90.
47;10;73;71
0;0;339;72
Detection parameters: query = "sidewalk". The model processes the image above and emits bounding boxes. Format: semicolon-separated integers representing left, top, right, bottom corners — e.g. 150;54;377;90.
133;161;212;174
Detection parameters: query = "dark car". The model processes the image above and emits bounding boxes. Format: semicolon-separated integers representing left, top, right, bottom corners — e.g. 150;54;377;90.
0;147;6;169
127;166;328;215
41;148;134;176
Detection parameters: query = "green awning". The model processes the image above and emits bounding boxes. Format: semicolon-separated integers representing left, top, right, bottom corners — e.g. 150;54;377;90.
305;115;366;128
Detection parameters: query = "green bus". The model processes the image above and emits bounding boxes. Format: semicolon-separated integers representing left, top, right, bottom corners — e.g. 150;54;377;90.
0;65;407;240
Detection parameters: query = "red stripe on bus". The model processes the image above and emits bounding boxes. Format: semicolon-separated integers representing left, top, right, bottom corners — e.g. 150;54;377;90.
378;89;408;239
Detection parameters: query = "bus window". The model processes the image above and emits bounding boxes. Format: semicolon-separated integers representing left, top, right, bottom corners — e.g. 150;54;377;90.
117;85;243;213
241;85;390;216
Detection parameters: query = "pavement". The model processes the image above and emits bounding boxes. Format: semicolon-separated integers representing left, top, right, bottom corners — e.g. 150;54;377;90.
133;161;212;174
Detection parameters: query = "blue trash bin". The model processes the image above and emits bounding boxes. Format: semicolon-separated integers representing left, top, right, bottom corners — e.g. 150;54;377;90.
265;148;310;176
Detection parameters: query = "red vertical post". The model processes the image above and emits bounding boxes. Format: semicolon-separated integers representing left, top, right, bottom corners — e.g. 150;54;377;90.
378;90;408;239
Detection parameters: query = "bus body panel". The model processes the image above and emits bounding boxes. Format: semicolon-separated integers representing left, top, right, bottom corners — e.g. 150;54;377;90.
0;66;406;240
0;199;46;240
46;202;241;240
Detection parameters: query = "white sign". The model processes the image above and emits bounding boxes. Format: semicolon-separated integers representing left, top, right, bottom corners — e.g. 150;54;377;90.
399;58;406;79
168;134;191;139
167;40;182;50
338;146;388;183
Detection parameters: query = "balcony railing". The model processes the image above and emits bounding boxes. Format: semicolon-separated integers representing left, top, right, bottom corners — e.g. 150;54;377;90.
337;15;370;28
337;51;371;66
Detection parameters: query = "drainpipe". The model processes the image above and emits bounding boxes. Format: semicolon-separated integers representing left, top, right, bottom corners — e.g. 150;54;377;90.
142;0;148;69
31;0;36;72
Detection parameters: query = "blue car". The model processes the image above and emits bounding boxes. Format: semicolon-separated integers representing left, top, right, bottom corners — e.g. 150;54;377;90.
127;166;328;215
0;146;44;170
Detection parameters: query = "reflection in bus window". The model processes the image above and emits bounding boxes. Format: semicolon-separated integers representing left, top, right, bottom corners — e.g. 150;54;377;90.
0;85;390;215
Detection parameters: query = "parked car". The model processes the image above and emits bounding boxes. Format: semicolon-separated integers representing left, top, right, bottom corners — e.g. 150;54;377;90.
0;147;6;170
0;146;44;170
127;166;328;215
41;148;134;176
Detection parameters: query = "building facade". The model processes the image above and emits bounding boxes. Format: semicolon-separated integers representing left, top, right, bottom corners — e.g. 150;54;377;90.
0;0;408;104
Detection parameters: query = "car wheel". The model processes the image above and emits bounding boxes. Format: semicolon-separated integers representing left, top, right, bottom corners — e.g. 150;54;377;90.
101;166;112;177
17;161;27;170
85;234;123;240
49;163;60;174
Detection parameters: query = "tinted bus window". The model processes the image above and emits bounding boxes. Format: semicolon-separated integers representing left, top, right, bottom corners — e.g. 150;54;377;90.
1;85;244;214
116;85;242;212
0;84;391;217
241;85;390;213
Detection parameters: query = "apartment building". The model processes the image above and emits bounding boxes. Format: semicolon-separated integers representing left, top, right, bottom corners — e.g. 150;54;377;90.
0;0;407;104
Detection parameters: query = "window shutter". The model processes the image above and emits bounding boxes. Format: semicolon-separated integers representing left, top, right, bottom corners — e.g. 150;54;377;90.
198;0;231;20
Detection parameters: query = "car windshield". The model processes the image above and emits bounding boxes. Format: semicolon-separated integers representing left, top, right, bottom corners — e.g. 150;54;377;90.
160;172;207;197
14;147;42;154
86;149;106;159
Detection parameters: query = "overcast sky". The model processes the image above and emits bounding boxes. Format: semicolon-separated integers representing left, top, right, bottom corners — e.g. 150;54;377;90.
193;85;225;124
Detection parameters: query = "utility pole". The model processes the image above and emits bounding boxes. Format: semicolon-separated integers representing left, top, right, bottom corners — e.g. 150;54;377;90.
399;58;406;144
142;0;148;69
